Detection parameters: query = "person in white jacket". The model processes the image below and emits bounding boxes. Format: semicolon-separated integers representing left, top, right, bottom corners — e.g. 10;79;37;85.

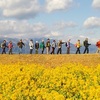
29;39;34;54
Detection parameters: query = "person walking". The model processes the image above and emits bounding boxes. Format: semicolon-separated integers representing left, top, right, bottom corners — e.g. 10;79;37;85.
8;41;13;54
96;39;100;53
1;40;7;54
40;40;45;54
75;40;81;54
17;39;25;54
46;39;50;54
29;39;34;54
66;39;71;54
83;38;91;54
51;40;56;54
57;40;64;54
35;41;39;54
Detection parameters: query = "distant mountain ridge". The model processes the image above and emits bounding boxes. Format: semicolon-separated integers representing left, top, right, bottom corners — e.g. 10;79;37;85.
0;37;97;54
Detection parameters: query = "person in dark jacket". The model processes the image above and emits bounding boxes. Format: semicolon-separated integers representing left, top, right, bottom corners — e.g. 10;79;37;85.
51;40;56;54
1;40;7;54
17;39;25;54
83;38;91;54
35;41;39;54
66;39;71;54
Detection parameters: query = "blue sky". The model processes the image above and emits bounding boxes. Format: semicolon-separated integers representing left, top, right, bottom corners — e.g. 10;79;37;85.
0;0;100;44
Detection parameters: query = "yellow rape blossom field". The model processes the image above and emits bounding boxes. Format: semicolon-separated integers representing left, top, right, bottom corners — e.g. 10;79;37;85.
0;54;100;100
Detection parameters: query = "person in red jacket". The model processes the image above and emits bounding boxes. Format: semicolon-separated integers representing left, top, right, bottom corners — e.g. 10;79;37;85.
8;41;13;54
96;40;100;53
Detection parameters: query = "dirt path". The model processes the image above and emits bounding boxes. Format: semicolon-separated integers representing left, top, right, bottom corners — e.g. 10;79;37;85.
0;54;100;67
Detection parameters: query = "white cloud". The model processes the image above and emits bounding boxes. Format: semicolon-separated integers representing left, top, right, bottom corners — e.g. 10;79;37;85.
0;0;40;19
51;32;61;36
92;0;100;9
0;0;75;19
0;20;47;38
84;17;100;28
45;31;62;38
53;21;77;30
45;0;73;12
0;19;78;39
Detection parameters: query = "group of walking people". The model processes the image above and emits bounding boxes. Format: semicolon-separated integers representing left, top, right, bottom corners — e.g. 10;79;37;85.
0;38;100;54
75;38;91;54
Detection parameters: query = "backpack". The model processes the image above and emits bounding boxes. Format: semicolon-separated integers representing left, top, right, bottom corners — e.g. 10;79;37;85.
1;43;3;48
48;43;50;47
74;43;77;47
96;42;99;46
57;42;61;47
65;42;67;47
40;42;43;48
83;41;85;46
46;42;50;47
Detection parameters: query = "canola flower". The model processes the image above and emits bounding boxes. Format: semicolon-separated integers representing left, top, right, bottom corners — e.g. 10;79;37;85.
0;63;100;100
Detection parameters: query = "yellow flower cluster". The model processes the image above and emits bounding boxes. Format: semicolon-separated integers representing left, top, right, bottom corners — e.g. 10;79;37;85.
0;63;100;100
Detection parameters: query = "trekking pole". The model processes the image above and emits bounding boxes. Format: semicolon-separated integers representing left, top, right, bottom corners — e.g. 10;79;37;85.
23;39;28;54
24;45;26;54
